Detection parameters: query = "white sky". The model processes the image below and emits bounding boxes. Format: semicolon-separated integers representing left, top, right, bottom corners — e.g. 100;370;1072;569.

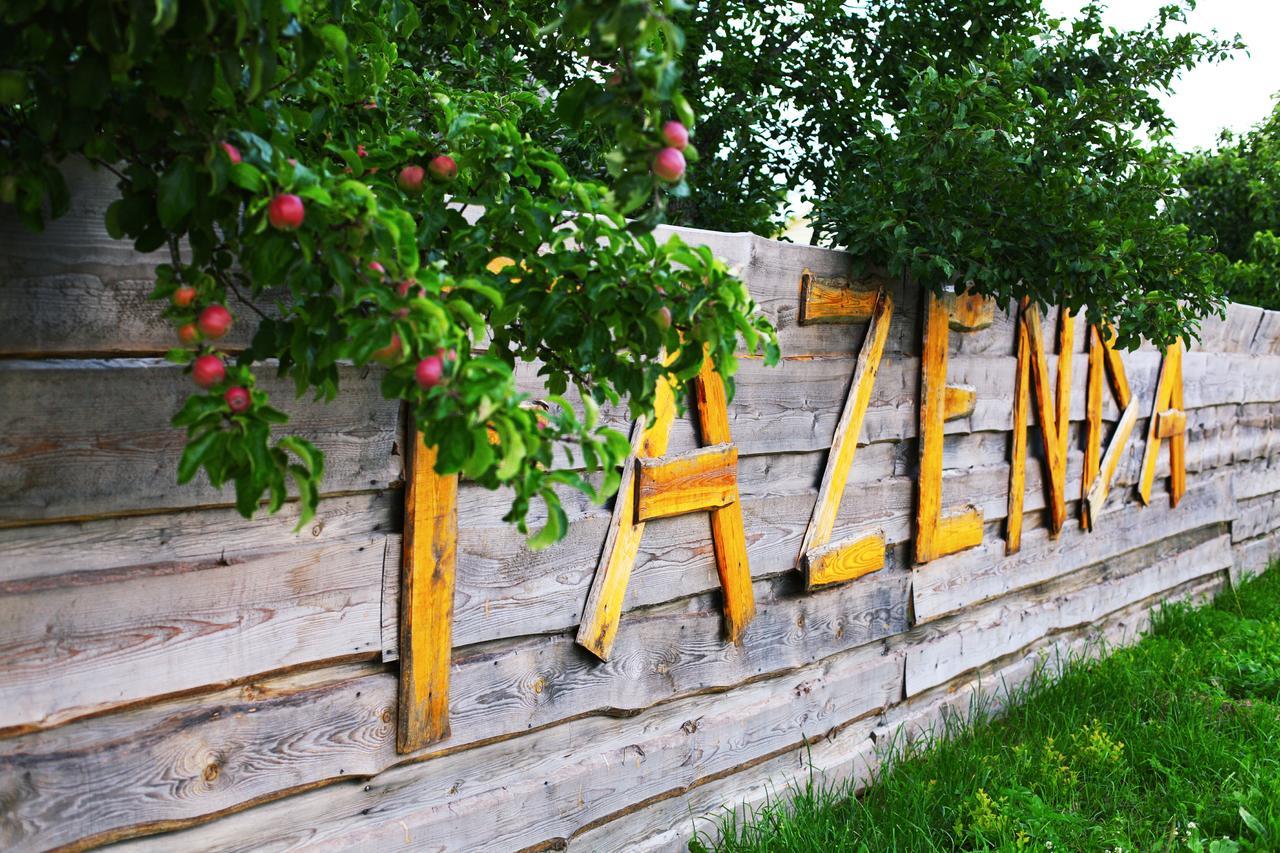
1044;0;1280;150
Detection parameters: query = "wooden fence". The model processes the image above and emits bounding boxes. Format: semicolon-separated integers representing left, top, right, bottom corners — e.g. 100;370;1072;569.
2;159;1279;851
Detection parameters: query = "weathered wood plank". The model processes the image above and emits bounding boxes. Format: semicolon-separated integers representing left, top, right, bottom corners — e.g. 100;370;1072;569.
0;568;908;852
0;360;402;525
573;572;1220;853
0;491;395;587
906;531;1232;694
398;435;459;753
1082;326;1105;525
635;444;737;522
1083;397;1140;529
96;637;905;853
0;532;388;734
913;473;1234;623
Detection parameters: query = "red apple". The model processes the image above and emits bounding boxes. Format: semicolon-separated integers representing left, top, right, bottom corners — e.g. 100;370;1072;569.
192;354;226;389
172;285;197;308
177;322;200;345
397;165;426;193
268;193;305;230
224;386;251;413
197;305;232;339
368;260;386;276
397;278;423;298
653;305;672;331
428;155;457;182
652;147;686;183
220;141;243;165
661;121;689;151
372;333;403;364
357;144;368;158
415;354;445;389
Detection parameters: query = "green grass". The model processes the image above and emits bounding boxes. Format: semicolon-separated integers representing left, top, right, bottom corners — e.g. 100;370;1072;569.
695;566;1280;852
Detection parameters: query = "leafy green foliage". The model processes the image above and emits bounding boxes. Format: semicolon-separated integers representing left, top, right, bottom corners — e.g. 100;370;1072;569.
1176;102;1280;310
698;565;1280;852
0;0;777;538
812;1;1239;349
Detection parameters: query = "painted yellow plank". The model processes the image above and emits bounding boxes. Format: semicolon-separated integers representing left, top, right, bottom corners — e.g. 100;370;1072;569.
1006;320;1031;554
576;373;678;661
916;291;984;563
1021;301;1067;536
635;443;738;522
398;433;460;753
1168;344;1187;507
798;269;883;325
1084;396;1140;529
1082;325;1105;528
803;532;886;588
1137;341;1182;506
943;384;977;421
1054;308;1074;460
692;358;755;644
944;291;996;331
1155;409;1187;440
799;288;894;562
1101;325;1132;409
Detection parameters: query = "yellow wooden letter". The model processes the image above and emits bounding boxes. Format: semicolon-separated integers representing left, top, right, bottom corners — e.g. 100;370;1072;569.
916;291;985;564
1082;325;1140;529
798;287;893;588
1005;302;1071;552
577;357;754;661
1137;340;1187;507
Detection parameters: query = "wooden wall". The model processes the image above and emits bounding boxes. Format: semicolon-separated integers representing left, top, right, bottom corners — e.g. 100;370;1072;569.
2;161;1278;852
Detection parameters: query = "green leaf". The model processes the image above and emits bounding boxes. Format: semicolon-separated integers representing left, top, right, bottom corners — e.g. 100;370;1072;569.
157;157;197;229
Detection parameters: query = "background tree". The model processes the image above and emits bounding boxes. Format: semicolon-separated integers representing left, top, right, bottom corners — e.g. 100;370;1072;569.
1175;100;1280;310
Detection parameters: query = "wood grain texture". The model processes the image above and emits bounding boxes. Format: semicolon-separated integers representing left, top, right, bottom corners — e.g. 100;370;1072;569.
104;642;904;853
1055;309;1075;459
913;473;1234;623
799;287;893;583
797;269;885;325
397;435;459;753
803;532;887;588
1138;341;1184;505
0;359;402;525
1168;346;1188;507
575;373;679;660
907;531;1232;694
635;444;738;522
0;533;387;734
0;569;908;851
1156;409;1188;440
1083;397;1141;530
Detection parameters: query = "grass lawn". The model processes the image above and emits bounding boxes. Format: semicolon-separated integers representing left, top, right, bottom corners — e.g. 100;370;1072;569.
697;565;1280;852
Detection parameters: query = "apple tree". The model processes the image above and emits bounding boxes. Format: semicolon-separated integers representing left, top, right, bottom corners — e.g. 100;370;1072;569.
0;0;778;543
